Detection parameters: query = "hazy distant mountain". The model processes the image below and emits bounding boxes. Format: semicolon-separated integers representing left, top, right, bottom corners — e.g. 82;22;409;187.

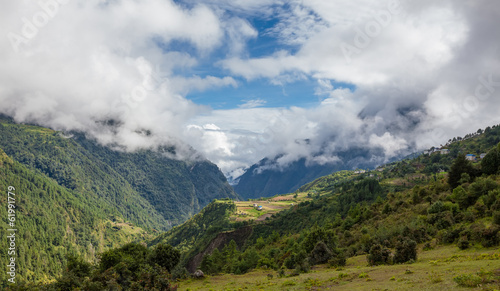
233;148;386;199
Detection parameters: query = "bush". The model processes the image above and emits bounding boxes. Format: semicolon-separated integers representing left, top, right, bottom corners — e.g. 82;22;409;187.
394;237;417;264
493;211;500;225
453;274;482;287
328;248;346;267
427;201;445;214
367;244;391;266
457;236;470;250
309;241;333;265
149;243;181;272
481;226;500;247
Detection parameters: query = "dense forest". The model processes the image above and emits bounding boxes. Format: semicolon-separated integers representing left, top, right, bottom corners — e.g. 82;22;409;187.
0;117;237;286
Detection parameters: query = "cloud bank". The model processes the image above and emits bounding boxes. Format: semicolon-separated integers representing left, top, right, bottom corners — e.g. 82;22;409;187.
1;0;500;178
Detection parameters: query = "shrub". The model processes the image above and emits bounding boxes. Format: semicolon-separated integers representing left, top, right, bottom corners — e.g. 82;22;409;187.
309;241;333;265
481;226;500;247
394;237;417;264
453;274;482;287
328;249;346;267
149;243;181;272
423;242;433;251
367;244;391;266
294;261;310;274
493;211;500;225
457;236;470;250
281;280;297;286
429;272;443;283
358;272;369;278
427;201;445;214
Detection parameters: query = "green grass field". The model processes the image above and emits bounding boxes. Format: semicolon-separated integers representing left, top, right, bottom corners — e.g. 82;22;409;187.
177;245;500;290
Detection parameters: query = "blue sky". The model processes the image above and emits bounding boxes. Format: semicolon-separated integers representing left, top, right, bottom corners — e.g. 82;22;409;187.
1;0;500;178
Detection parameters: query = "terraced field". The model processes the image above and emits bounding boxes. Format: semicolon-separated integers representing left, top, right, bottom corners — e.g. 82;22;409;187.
231;192;315;222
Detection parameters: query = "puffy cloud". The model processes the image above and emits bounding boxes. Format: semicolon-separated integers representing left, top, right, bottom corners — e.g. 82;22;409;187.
1;0;500;180
189;0;500;177
0;0;238;158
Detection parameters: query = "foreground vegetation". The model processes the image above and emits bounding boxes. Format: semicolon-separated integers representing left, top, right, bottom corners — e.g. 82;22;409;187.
178;245;500;290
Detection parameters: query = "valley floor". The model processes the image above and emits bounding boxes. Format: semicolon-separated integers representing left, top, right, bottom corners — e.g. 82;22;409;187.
177;245;500;290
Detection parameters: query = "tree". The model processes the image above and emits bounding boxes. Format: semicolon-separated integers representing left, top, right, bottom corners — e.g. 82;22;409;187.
368;244;391;266
448;154;474;189
481;147;500;175
394;237;417;263
309;241;333;265
66;254;92;278
149;243;180;272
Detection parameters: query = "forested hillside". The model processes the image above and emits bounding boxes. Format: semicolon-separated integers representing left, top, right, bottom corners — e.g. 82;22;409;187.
8;123;500;290
0;117;238;228
150;124;500;285
0;117;237;285
0;148;151;284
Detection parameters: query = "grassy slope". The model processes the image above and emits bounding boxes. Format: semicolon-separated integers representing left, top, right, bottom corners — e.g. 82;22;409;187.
178;245;500;290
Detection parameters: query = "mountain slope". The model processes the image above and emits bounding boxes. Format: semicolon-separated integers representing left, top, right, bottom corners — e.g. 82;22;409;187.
0;148;151;284
0;117;238;284
153;123;500;277
0;117;238;228
234;148;385;199
74;133;238;225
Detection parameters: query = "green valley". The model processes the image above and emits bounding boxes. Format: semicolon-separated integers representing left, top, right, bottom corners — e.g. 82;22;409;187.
0;117;237;286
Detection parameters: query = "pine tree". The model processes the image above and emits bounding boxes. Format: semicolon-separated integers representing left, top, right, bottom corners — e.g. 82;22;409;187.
448;154;474;189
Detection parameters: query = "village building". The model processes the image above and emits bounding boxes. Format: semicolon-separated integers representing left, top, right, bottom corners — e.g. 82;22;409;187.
466;154;476;161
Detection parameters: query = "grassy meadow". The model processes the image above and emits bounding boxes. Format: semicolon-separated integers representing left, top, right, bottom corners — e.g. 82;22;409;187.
177;245;500;290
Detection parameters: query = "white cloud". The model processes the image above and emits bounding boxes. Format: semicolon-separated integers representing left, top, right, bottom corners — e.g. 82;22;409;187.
1;0;500;180
0;0;238;158
238;99;267;109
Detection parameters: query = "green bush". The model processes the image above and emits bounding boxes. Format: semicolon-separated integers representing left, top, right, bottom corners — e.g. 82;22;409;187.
481;226;500;247
309;241;333;265
367;244;391;266
149;243;181;272
427;201;445;214
453;274;482;287
457;236;470;250
493;211;500;225
394;237;417;264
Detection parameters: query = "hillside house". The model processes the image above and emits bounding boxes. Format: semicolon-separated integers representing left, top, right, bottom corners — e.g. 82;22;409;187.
466;154;476;161
257;206;263;211
480;153;487;159
440;149;449;155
